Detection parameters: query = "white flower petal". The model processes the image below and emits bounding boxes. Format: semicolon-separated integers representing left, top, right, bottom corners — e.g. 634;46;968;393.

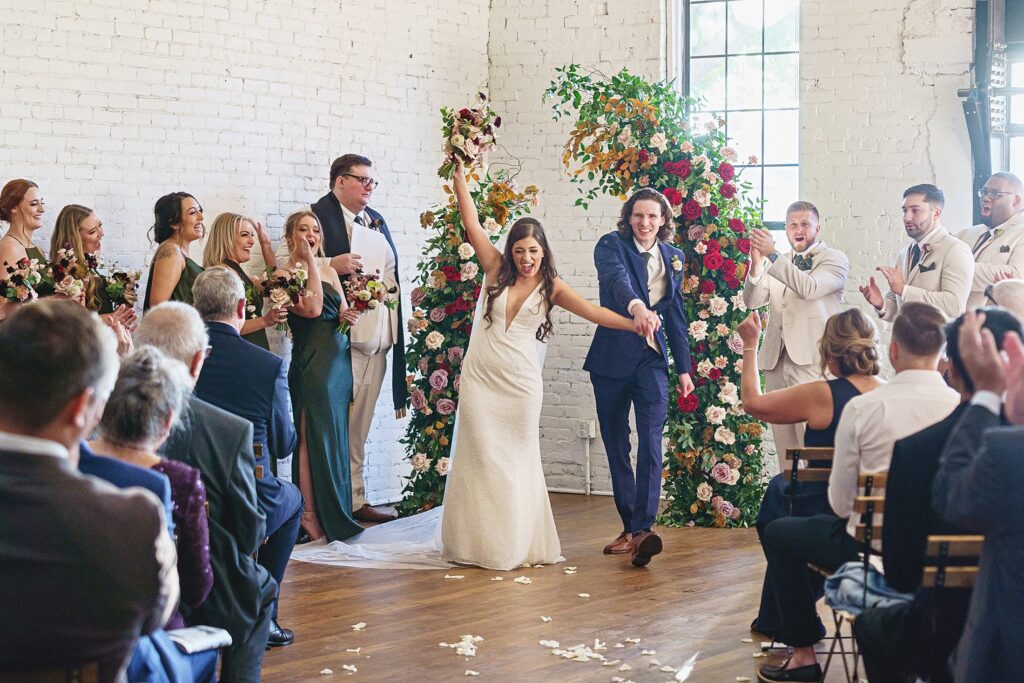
351;622;366;631
661;665;677;673
577;593;590;598
490;576;504;581
539;640;560;648
444;574;465;580
541;616;552;622
514;576;533;585
641;649;657;656
320;669;334;675
346;648;361;653
740;638;753;643
464;671;479;677
341;665;357;674
625;637;641;644
619;663;632;671
603;660;621;667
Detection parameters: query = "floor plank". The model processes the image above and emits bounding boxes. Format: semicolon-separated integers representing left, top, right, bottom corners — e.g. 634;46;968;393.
264;494;849;681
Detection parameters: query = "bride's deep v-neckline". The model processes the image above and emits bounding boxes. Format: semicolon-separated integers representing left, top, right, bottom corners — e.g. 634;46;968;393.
502;281;543;334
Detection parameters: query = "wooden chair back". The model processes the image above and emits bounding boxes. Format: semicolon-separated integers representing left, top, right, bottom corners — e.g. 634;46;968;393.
922;535;984;589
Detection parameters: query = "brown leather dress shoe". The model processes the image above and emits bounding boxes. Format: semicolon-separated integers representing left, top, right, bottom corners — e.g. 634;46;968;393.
353;504;398;523
630;530;663;567
603;531;633;554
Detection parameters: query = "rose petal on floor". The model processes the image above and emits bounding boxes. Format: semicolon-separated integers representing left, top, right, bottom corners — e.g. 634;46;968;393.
320;669;333;675
350;623;366;631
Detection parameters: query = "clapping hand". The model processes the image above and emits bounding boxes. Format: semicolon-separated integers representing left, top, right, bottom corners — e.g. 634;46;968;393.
736;311;762;348
858;276;884;310
876;266;905;296
749;228;777;258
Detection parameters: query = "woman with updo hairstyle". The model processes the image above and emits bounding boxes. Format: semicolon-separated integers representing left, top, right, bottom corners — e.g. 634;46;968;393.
202;212;287;350
89;345;213;629
143;191;205;310
0;179;46;268
736;307;884;638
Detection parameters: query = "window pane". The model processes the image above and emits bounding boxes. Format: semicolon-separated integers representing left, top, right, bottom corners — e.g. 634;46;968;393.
727;55;763;110
728;0;764;54
1011;62;1023;87
1011;95;1024;125
726;110;762;163
690;57;727;110
992;137;1005;173
1011;137;1024;176
763;110;799;164
764;0;800;52
735;165;763;208
762;166;799;223
764;53;799;109
690;110;724;134
690;2;726;56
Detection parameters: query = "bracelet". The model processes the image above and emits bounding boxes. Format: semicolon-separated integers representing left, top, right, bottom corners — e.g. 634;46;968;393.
743;347;757;352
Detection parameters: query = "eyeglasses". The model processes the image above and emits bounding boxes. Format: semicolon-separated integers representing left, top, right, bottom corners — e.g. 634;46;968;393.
977;189;1016;199
343;174;379;190
984;283;1001;307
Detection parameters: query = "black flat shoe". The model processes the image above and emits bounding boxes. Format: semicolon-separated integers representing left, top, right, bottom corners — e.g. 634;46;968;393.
757;659;822;682
267;619;294;648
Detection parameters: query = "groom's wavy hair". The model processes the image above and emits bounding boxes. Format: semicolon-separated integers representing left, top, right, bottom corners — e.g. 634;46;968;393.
482;217;558;342
616;189;673;242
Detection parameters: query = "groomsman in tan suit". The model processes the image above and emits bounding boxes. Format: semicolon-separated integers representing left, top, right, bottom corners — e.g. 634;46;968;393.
955;172;1024;309
743;201;848;469
860;184;973;321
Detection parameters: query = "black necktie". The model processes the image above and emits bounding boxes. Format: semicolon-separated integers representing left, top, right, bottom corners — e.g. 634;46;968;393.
910;244;921;271
354;215;367;227
972;230;993;255
641;252;653;291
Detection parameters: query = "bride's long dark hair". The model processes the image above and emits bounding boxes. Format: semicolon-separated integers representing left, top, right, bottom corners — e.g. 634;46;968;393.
482;217;558;342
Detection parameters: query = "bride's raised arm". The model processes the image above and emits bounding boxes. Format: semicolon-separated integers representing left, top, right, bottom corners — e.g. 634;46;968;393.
551;277;640;333
452;161;503;276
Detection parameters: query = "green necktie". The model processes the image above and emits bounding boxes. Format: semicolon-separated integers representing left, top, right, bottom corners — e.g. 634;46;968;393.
792;253;813;271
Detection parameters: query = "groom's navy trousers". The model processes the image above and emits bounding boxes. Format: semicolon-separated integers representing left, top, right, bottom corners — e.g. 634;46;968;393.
586;230;691;535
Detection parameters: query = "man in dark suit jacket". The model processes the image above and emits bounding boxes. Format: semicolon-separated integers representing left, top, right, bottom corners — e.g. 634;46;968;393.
0;301;178;683
932;307;1024;682
191;269;303;647
138;302;278;682
585;189;693;567
294;153;407;522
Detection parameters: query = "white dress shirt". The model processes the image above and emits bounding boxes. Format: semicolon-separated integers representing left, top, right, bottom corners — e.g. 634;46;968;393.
828;369;960;539
627;239;668;353
0;431;68;459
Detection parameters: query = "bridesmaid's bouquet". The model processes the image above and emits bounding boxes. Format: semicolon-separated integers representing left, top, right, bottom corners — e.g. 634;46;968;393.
261;263;309;332
0;256;45;303
437;93;501;180
102;268;141;308
45;245;88;303
337;270;396;334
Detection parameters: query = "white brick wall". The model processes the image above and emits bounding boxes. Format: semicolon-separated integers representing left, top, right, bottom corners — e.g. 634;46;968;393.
2;0;975;499
0;0;490;504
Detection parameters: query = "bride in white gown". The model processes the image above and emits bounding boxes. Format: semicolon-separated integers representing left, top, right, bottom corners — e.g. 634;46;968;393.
291;162;639;570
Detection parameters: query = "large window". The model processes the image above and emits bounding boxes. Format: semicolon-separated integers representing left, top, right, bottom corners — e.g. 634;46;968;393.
991;48;1024;174
684;0;800;227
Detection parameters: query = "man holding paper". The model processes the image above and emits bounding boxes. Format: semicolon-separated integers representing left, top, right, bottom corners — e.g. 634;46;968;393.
280;153;407;523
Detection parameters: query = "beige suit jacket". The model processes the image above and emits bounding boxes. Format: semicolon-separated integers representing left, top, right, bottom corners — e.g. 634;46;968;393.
742;241;848;370
879;225;974;321
954;211;1024;310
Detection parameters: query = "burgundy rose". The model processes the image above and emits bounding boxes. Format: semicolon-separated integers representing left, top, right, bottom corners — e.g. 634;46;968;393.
458;108;471;118
429;306;447;323
704;252;725;271
676;392;699;413
736;237;751;254
665;159;692;178
725;276;741;290
662;187;683;206
708;367;722;380
429;369;449;391
410;388;427;410
410;287;427;306
444;302;457;315
695;377;708;387
682;200;702;220
720;183;737;199
638;149;649;163
718;162;735;181
436;398;456;415
695;341;707;354
443;265;461;282
455;296;473;311
721;259;737;276
473;285;481;298
729;218;746;233
705;238;721;252
707;204;719;218
494;116;502;128
699;280;716;295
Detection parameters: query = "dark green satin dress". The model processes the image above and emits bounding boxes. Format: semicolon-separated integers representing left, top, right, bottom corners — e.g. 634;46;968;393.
288;283;361;541
143;251;203;311
224;259;270;351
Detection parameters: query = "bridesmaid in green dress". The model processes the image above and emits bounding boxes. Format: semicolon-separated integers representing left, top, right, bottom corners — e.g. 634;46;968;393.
282;209;361;542
0;179;47;321
201;212;287;350
143;191;205;310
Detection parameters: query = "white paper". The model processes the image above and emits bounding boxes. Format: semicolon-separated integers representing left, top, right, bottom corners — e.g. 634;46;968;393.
350;226;389;278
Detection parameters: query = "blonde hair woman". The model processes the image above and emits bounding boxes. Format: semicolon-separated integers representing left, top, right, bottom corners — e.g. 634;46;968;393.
737;307;884;639
203;212;286;350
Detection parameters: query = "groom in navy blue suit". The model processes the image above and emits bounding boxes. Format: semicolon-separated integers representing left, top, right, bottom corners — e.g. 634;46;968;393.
586;189;693;567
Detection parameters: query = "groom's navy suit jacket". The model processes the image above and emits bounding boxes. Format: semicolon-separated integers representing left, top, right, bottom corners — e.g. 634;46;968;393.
584;230;692;376
310;191;408;410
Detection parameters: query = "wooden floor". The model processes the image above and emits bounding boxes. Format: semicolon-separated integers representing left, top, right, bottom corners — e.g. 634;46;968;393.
265;494;846;682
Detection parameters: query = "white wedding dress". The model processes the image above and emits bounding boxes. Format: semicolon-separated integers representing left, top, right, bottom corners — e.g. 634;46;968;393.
290;284;562;570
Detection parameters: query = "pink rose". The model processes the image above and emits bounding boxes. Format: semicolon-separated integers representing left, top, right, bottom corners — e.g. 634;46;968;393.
410;388;426;410
447;346;464;364
429;369;449;391
436;398;456;415
429;306;447;323
410;287;427;306
687;225;706;242
730;507;742;520
711;462;732;484
453;374;461;391
418;356;429;374
717;500;735;518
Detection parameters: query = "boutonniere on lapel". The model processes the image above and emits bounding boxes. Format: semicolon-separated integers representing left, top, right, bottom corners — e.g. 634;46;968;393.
671;255;682;272
994;228;1005;239
369;217;384;232
915;242;936;271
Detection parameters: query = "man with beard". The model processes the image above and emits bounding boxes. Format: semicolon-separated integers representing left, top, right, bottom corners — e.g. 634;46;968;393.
860;184;973;321
955;172;1024;309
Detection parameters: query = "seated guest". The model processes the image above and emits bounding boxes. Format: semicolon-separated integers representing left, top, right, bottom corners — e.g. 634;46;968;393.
202;212;286;350
737;308;884;638
91;346;214;629
137;303;278;681
932;309;1024;682
190;267;303;647
0;301;178;682
855;308;1020;682
758;302;960;682
983;277;1024;319
144;192;204;310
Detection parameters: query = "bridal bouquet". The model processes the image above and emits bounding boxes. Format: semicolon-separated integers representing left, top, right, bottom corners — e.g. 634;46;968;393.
261;263;309;331
337;269;396;334
437;93;501;179
0;256;45;303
